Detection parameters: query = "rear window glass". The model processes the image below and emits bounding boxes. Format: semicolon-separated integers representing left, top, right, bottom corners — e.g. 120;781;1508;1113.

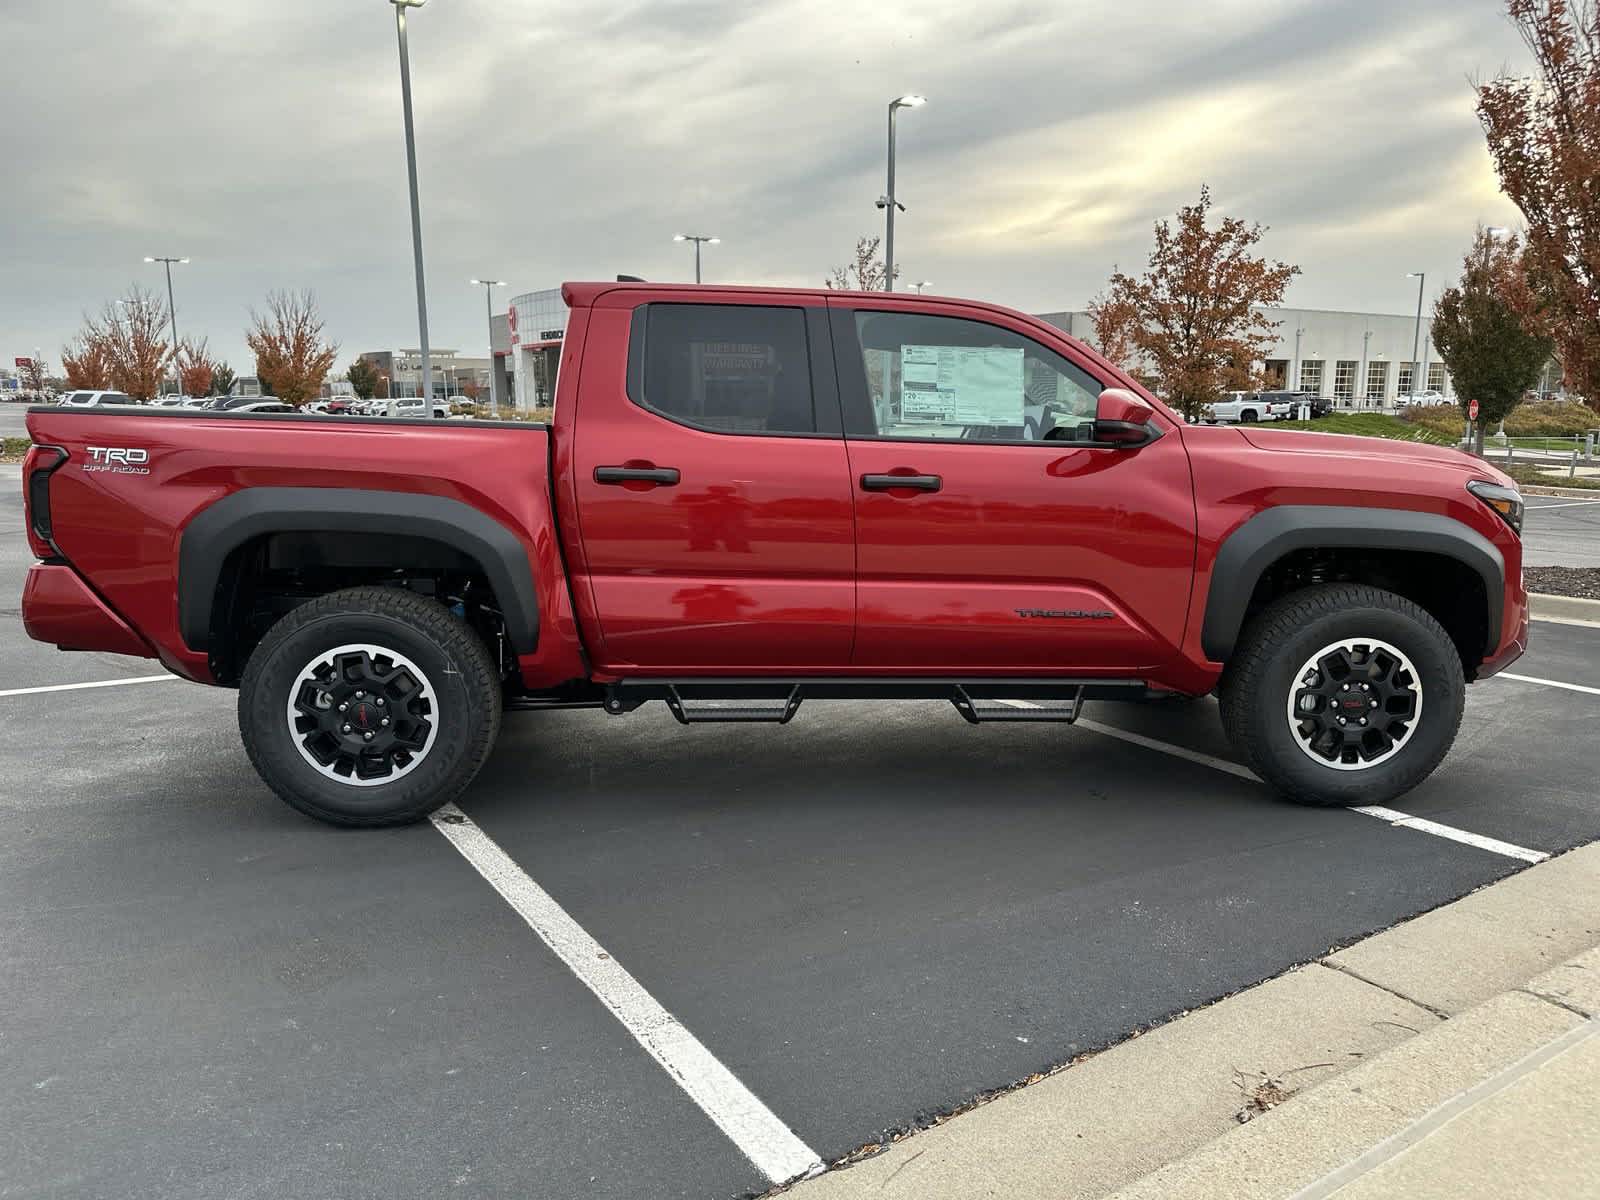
640;304;815;434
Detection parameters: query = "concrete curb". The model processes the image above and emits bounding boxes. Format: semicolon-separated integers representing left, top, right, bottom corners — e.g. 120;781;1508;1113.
1529;593;1600;625
784;844;1600;1200
1523;484;1600;499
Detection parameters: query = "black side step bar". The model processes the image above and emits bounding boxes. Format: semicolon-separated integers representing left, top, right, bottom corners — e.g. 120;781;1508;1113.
603;678;1146;726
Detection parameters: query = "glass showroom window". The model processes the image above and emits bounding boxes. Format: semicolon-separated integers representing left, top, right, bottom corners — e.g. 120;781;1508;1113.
1397;363;1415;394
1365;360;1388;400
1427;363;1447;393
1333;360;1357;401
1298;360;1324;395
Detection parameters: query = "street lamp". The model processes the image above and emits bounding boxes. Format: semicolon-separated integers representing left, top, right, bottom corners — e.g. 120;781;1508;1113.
911;280;933;294
877;94;925;292
673;234;719;284
1406;272;1426;399
470;279;506;416
144;256;188;396
388;0;433;415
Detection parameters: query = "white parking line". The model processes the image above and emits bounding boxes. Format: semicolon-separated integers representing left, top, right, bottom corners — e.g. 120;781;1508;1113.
1497;671;1600;697
994;700;1550;864
0;674;177;699
428;803;824;1187
1524;499;1600;509
1349;806;1548;864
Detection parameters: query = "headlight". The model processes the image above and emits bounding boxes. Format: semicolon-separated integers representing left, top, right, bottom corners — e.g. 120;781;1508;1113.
1466;480;1524;535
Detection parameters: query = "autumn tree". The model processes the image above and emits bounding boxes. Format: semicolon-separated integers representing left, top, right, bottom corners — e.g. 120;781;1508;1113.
345;356;381;400
460;378;484;402
210;360;236;397
176;337;215;399
61;333;114;389
826;235;899;291
1086;187;1299;421
1432;227;1554;454
245;290;338;406
74;286;173;402
17;354;48;394
1477;1;1600;409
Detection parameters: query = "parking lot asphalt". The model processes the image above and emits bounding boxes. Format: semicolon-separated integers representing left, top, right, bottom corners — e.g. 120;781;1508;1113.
1522;494;1600;567
0;404;32;438
4;473;1600;1200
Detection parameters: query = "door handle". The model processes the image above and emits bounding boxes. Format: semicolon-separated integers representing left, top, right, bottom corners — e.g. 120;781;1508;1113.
595;466;680;486
861;473;941;492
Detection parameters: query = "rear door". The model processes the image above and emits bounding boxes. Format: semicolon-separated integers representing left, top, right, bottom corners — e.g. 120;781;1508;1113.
570;296;855;671
830;299;1198;673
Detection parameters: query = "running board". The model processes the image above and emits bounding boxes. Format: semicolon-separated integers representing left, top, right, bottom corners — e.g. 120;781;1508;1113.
603;678;1146;726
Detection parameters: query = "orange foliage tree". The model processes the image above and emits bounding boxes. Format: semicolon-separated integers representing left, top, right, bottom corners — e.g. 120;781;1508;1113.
826;235;899;291
176;337;215;399
1477;0;1600;408
76;286;172;402
1087;186;1299;421
245;290;339;407
61;333;114;389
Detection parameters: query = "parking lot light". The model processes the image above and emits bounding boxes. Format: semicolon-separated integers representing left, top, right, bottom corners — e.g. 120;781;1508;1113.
879;95;926;292
388;0;433;415
143;256;188;397
1406;272;1425;400
673;234;720;284
470;279;507;415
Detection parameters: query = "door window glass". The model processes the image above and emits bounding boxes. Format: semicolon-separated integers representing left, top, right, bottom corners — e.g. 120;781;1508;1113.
849;311;1102;442
640;304;816;434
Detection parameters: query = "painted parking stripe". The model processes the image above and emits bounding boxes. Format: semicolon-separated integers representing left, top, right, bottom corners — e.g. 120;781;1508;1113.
0;674;177;699
994;700;1549;864
428;803;824;1186
1523;499;1600;509
1349;806;1548;863
1497;672;1600;697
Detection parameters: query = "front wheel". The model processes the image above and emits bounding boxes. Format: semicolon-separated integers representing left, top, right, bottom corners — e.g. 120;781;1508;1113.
1219;584;1464;807
239;586;502;827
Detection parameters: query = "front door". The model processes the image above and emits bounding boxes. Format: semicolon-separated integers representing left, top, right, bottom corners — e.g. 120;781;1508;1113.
571;298;854;672
830;301;1198;673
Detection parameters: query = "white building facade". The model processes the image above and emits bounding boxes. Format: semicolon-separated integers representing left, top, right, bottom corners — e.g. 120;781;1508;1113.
505;288;567;412
1036;306;1453;406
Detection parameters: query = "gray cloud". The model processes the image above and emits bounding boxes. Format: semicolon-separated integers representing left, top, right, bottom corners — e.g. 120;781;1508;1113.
2;0;1530;374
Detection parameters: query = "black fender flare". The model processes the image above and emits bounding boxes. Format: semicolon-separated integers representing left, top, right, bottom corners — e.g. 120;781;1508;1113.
178;487;540;654
1200;505;1504;661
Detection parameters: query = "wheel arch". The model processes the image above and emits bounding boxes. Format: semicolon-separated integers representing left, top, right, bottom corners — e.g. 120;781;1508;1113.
1201;505;1504;666
178;487;540;665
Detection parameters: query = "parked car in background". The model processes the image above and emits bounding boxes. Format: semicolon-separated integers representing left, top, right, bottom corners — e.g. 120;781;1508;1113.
56;390;133;407
1207;392;1294;423
220;400;297;415
392;397;451;420
1395;390;1445;409
149;396;189;408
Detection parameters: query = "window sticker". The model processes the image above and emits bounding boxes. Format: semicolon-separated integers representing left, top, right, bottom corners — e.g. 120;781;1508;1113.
899;345;1025;426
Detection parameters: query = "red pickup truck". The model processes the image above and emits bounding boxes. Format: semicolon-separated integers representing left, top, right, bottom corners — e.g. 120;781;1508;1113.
21;282;1529;826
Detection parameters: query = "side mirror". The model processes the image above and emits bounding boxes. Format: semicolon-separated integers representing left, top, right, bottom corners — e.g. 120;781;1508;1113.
1094;388;1157;447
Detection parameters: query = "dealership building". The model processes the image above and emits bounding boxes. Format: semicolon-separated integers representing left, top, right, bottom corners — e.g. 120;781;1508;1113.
357;348;494;402
1038;306;1462;405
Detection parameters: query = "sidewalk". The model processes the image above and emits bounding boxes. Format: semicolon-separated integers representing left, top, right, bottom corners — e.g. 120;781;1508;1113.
786;843;1600;1199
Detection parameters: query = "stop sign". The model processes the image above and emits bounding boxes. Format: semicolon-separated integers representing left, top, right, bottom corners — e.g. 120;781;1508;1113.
1469;398;1480;421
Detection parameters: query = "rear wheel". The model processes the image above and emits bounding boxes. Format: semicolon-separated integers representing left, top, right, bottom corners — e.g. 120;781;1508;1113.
1240;409;1259;423
1219;584;1464;807
239;586;501;827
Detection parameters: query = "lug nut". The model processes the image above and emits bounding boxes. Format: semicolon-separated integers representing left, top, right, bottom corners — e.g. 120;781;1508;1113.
375;698;386;708
341;724;351;733
355;690;366;699
362;731;374;741
1359;717;1368;726
1370;700;1378;708
380;717;390;727
1340;683;1350;692
1360;683;1370;692
337;702;348;712
1337;716;1347;725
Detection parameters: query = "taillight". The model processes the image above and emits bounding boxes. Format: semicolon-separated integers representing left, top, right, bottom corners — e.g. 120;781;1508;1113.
23;444;67;559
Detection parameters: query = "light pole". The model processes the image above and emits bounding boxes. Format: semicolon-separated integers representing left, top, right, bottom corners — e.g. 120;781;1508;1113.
673;234;719;284
471;279;506;415
389;0;433;416
144;256;187;396
1292;326;1305;391
911;280;932;294
1406;272;1425;399
877;94;925;292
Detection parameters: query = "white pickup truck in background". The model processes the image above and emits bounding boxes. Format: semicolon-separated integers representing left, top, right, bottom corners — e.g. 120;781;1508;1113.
1205;393;1296;423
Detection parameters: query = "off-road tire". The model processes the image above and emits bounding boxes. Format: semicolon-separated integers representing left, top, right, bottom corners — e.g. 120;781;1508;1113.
239;586;501;827
1218;584;1464;807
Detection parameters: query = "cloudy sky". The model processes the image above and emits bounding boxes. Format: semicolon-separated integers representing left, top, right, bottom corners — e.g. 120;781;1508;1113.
3;0;1531;374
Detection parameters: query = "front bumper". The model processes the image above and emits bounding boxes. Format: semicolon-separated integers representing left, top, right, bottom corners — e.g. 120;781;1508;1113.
22;563;155;658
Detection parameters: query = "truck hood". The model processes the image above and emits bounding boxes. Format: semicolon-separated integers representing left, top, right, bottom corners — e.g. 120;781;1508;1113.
1237;427;1515;485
